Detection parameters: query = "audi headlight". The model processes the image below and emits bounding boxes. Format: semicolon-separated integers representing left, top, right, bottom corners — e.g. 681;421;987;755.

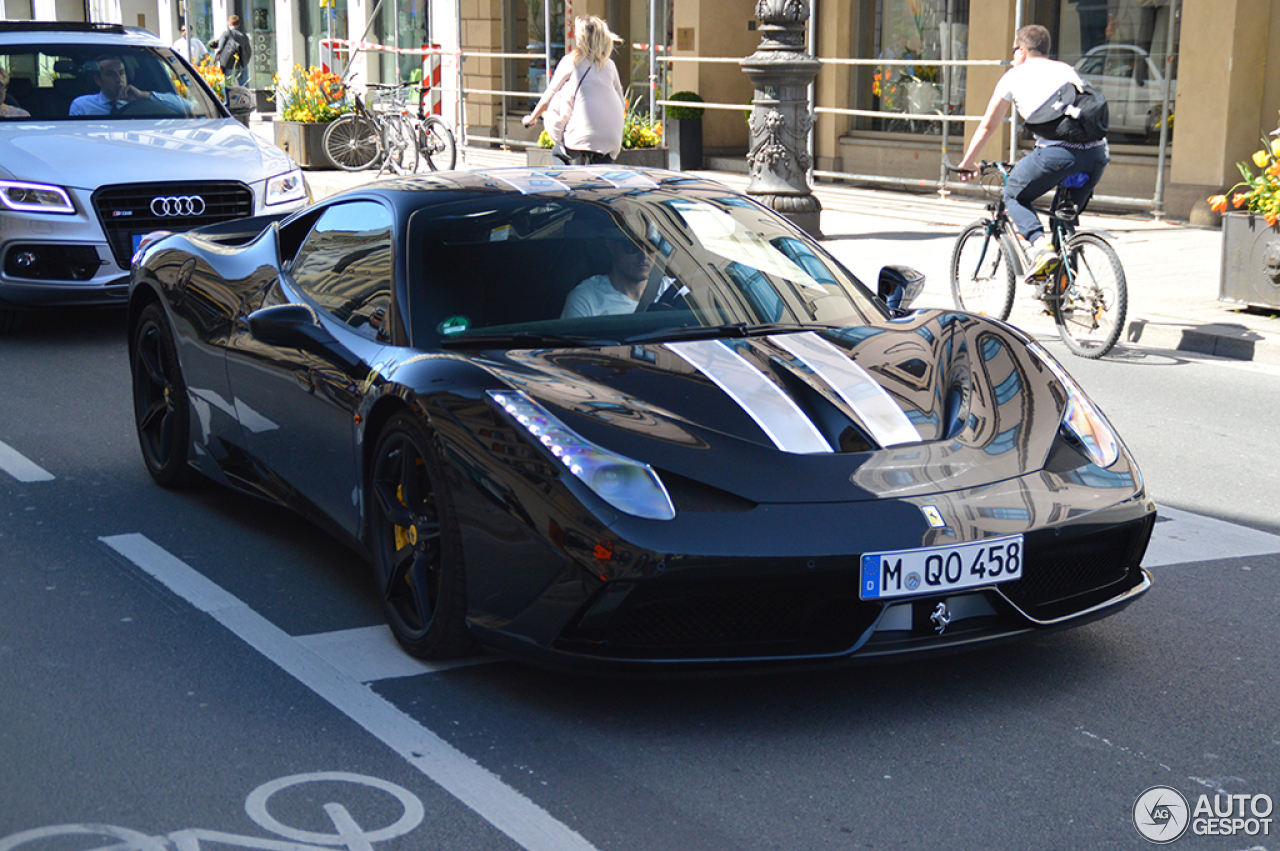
0;180;75;214
265;169;308;206
1029;343;1120;468
488;390;676;521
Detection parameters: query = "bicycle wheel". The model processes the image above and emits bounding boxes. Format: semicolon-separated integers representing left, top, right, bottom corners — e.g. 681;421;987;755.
1052;232;1128;358
323;114;381;171
418;116;457;171
951;220;1017;320
381;114;420;175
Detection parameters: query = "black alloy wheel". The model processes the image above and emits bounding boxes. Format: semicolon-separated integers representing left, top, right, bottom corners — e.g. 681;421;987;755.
369;412;473;659
131;303;199;488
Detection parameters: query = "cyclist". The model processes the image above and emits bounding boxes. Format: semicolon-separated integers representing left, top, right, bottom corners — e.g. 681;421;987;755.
956;24;1108;281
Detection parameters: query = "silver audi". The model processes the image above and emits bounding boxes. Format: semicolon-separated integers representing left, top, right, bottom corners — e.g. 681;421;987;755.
0;21;310;332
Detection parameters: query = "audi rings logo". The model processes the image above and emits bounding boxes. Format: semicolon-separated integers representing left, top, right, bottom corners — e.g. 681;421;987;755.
150;195;206;217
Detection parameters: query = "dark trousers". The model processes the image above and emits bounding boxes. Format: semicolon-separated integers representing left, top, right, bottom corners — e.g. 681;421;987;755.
1004;143;1109;244
565;148;613;165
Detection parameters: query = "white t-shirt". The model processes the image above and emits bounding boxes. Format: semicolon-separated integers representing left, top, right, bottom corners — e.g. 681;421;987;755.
993;57;1085;126
561;275;676;318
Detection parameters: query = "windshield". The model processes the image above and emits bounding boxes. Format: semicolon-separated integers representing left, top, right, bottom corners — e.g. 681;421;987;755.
0;44;224;121
411;188;882;347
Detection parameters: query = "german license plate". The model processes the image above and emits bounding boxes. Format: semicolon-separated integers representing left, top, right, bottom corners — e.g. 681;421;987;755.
859;535;1024;600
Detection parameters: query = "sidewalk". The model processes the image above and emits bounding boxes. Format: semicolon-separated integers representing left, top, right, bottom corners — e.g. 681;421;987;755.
267;120;1280;366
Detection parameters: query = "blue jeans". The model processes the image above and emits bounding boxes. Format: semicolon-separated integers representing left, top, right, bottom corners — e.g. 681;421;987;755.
1004;143;1109;244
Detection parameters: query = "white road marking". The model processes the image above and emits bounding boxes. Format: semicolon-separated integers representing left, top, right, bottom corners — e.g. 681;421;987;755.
1145;505;1280;567
296;625;497;682
0;439;54;482
99;533;600;851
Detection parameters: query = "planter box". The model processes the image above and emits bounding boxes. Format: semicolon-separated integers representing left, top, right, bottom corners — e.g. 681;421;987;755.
667;117;703;171
526;147;666;168
273;120;334;170
1220;212;1280;309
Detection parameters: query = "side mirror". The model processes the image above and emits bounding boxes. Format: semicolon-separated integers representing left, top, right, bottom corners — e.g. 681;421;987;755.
247;303;336;352
877;265;926;314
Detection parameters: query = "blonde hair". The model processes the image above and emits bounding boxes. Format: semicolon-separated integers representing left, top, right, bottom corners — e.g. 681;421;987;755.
572;16;617;69
0;67;9;86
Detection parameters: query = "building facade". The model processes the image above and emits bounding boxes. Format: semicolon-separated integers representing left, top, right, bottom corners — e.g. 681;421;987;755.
4;0;1277;223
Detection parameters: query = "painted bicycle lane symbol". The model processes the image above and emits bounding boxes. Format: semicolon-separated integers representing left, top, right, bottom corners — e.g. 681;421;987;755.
0;771;425;851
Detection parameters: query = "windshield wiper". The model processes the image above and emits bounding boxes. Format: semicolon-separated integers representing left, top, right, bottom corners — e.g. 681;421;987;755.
622;322;843;344
439;331;621;349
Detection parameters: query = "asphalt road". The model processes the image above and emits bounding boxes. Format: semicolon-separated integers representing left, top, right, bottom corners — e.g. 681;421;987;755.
1;306;1278;851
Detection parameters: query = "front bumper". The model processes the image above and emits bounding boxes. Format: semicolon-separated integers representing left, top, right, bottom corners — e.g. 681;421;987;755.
468;497;1157;673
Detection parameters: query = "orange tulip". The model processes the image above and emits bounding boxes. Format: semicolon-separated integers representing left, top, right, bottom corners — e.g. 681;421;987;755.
1233;192;1248;208
1208;194;1229;213
1266;212;1279;227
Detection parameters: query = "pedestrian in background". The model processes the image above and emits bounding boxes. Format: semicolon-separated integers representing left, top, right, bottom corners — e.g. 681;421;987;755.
211;15;252;88
171;24;209;66
521;16;624;165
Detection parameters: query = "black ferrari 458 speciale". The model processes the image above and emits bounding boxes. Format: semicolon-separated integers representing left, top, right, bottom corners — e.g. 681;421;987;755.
128;167;1153;671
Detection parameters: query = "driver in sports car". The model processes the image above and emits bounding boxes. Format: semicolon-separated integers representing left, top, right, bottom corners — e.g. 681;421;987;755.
68;55;189;116
561;232;685;317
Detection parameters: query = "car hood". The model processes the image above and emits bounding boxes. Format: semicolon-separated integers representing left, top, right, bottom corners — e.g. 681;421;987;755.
0;118;295;187
479;310;1118;505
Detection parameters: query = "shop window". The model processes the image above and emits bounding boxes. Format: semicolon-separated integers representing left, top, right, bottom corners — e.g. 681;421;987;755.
1055;0;1178;145
868;0;968;137
371;0;430;85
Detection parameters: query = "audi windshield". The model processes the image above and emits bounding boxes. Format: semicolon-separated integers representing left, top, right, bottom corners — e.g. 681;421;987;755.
0;45;224;121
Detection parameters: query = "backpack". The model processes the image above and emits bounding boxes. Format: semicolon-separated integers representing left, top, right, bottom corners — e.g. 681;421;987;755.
216;32;241;72
1024;81;1109;144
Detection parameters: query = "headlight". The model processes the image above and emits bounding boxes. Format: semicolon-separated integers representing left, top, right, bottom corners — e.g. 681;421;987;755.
265;169;308;206
0;180;75;214
1029;343;1120;468
488;390;676;521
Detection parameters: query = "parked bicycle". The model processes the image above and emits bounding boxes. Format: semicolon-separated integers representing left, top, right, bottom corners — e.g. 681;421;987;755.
415;89;457;172
947;159;1128;359
323;82;457;175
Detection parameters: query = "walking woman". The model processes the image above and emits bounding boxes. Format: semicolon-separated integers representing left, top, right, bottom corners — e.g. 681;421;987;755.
522;16;625;165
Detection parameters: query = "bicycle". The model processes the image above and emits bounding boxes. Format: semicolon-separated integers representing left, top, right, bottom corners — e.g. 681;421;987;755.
323;83;420;175
948;159;1128;359
414;88;457;171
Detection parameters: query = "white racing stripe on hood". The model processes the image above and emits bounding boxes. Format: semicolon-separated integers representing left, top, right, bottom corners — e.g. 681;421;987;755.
664;339;831;454
770;332;922;447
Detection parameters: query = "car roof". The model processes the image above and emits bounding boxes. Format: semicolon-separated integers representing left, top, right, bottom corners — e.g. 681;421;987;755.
0;21;164;46
341;167;735;209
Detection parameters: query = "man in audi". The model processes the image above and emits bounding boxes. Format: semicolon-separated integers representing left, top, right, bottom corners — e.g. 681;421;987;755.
0;21;309;334
69;55;192;116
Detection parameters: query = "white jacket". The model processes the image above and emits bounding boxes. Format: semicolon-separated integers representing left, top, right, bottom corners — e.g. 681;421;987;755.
540;55;625;160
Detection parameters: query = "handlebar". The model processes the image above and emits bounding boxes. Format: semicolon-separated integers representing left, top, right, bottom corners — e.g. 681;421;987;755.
942;158;1011;178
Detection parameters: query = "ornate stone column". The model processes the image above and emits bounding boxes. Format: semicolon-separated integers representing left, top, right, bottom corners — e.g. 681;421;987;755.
741;0;822;238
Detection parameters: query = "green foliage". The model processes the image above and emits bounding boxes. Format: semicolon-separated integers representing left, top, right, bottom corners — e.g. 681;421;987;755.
666;91;705;121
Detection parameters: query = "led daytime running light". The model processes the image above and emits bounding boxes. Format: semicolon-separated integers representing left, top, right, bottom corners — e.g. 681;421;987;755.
488;390;675;521
265;169;308;206
0;180;75;214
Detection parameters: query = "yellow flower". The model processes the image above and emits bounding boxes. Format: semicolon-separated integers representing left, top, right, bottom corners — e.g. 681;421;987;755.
1271;138;1280;159
1252;149;1270;168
